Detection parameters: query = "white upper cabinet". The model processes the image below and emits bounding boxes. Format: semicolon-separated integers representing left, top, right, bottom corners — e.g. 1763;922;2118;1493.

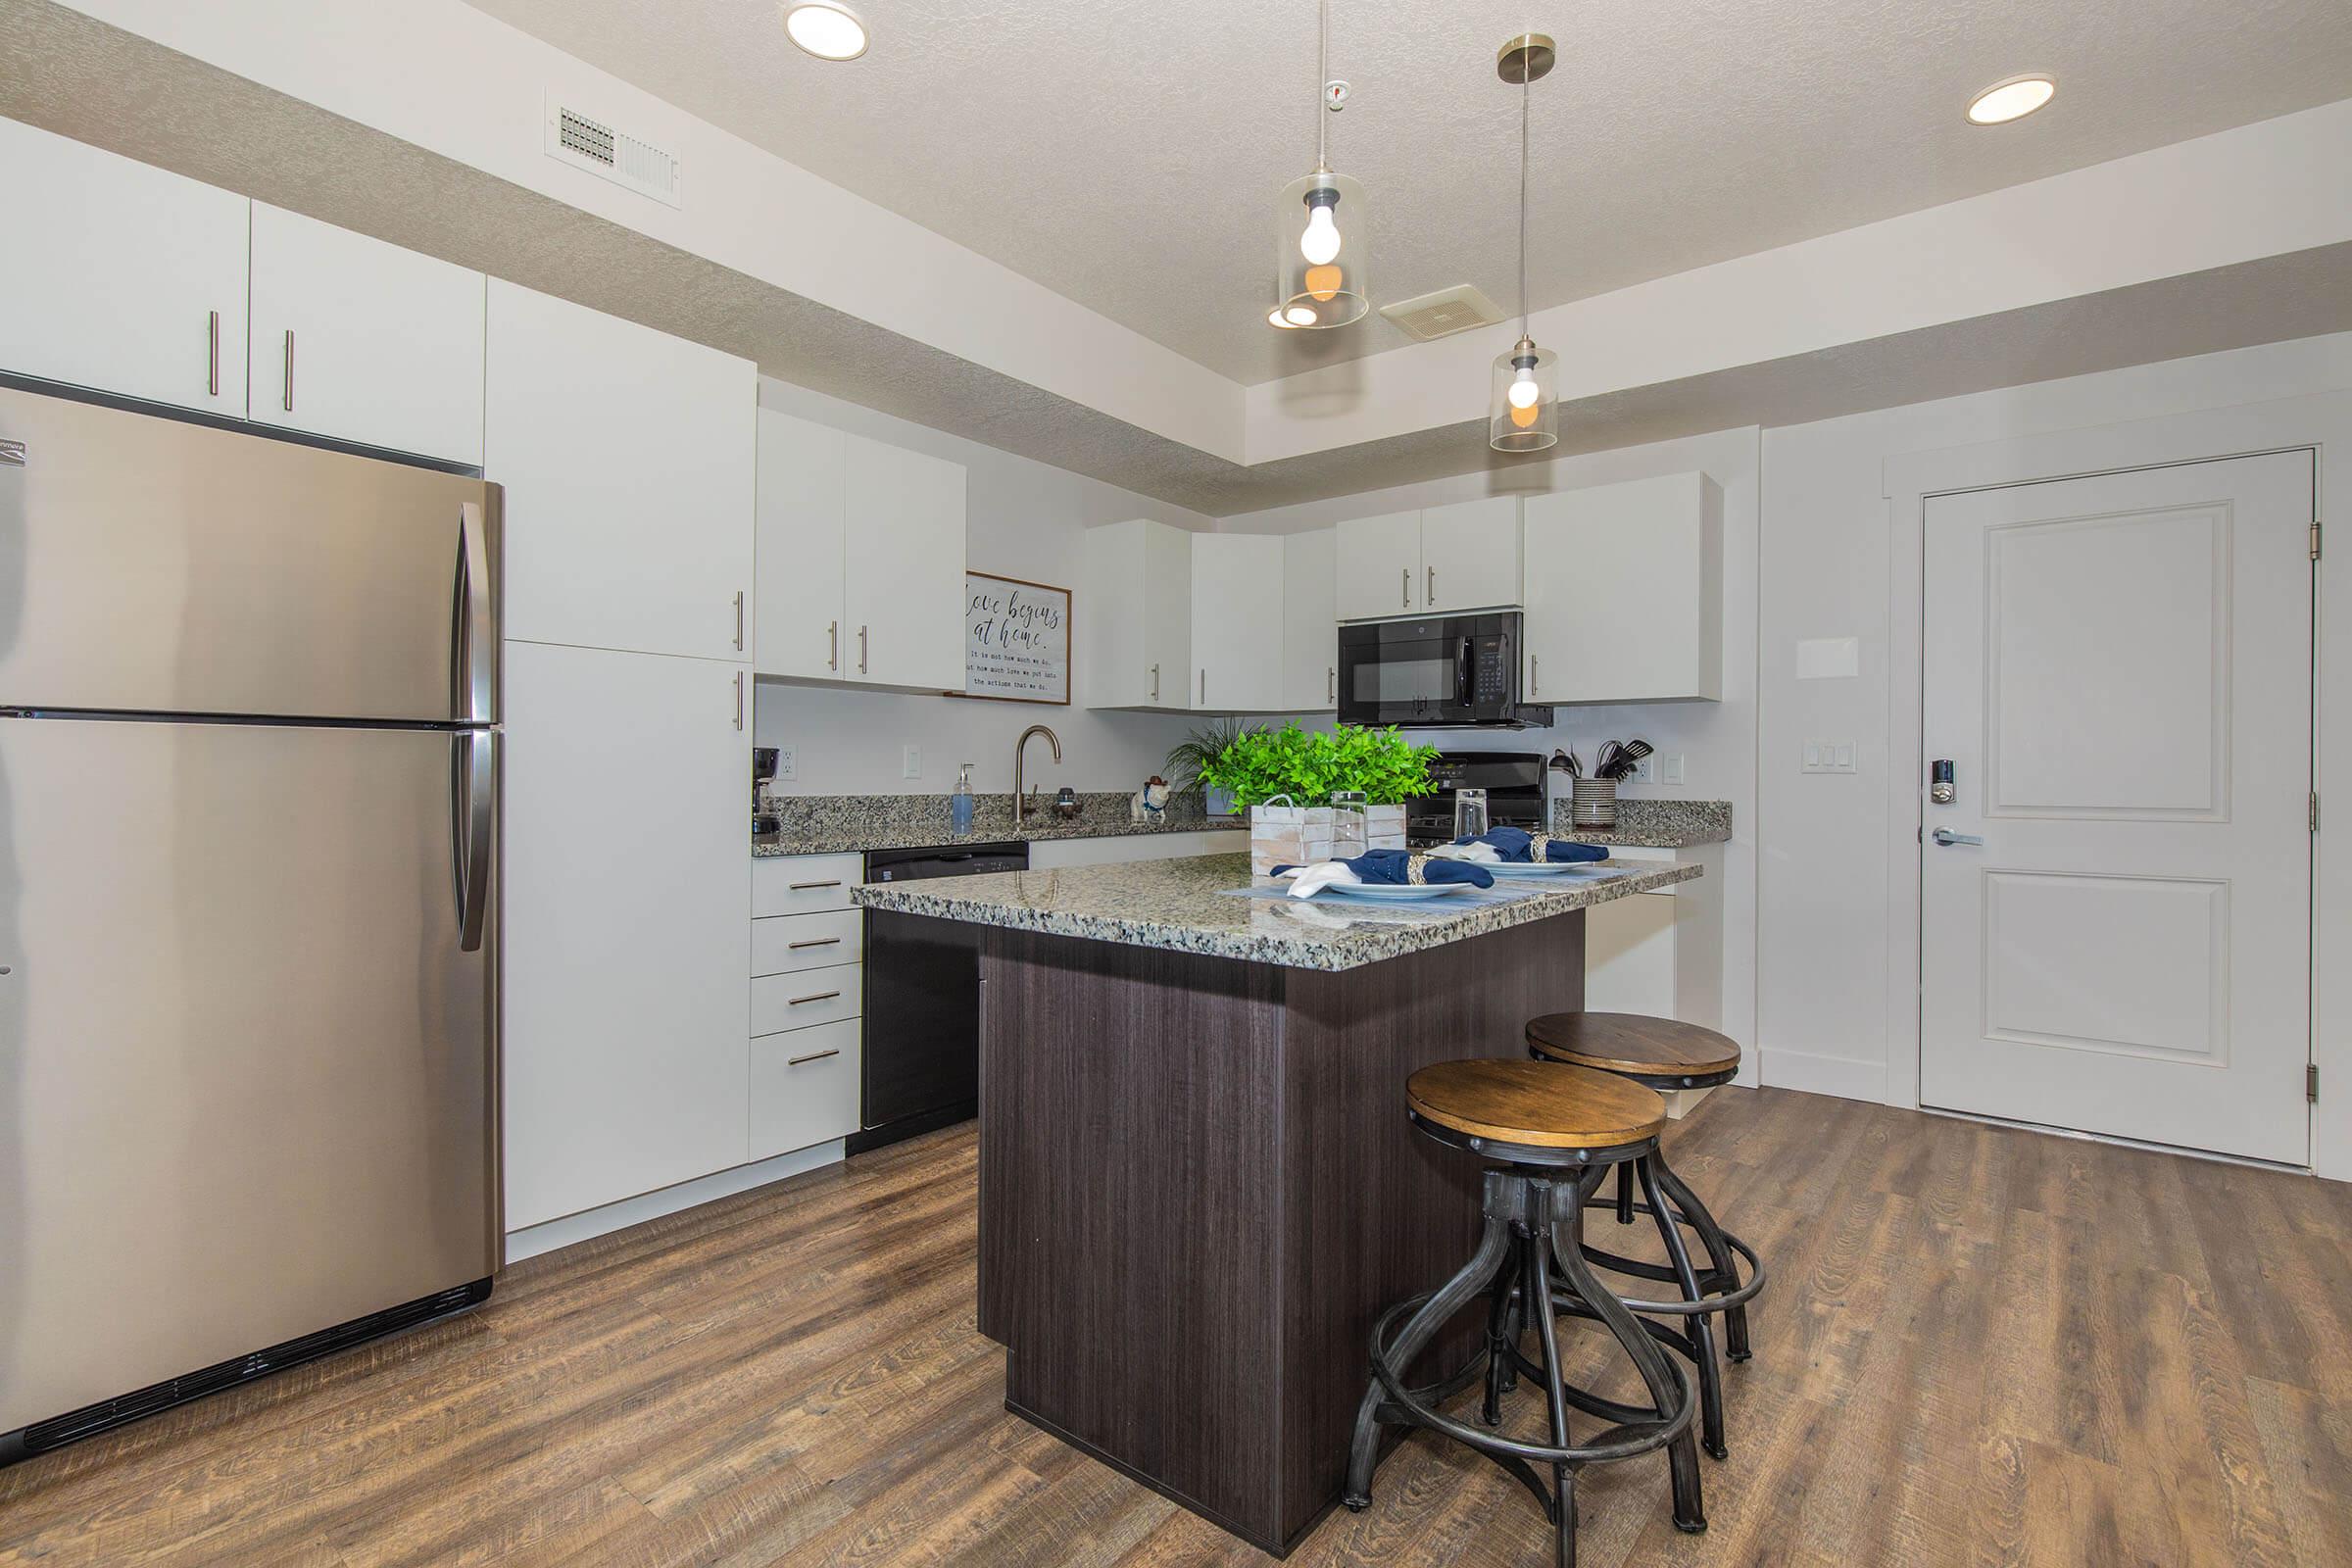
752;413;968;692
488;280;757;662
1420;497;1523;612
0;116;249;419
1336;510;1424;619
1523;471;1723;704
1335;500;1524;620
248;204;486;466
842;433;967;692
1082;518;1193;710
754;412;850;680
1190;533;1286;711
1282;529;1339;711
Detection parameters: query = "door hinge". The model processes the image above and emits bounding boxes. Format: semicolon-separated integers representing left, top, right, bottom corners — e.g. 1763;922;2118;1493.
2313;520;2324;561
2313;792;2322;833
2310;1063;2321;1103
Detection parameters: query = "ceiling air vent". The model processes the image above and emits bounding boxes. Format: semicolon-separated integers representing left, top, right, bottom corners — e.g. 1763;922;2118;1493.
544;93;681;208
1379;284;1506;342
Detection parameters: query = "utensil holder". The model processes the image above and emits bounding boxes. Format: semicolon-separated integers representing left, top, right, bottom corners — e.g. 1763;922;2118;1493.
1571;777;1618;830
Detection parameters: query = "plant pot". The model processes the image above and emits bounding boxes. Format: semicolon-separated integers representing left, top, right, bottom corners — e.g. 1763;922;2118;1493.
1250;802;1343;876
1365;803;1407;851
1570;778;1618;830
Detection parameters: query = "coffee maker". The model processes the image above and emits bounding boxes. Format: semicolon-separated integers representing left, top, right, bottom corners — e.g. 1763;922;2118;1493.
752;747;780;836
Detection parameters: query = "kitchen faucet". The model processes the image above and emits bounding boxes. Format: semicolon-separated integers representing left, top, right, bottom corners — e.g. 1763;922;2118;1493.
1014;724;1062;823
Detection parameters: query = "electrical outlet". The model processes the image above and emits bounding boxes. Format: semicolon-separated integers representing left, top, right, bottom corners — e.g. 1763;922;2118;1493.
773;745;797;782
1630;757;1657;784
902;744;921;780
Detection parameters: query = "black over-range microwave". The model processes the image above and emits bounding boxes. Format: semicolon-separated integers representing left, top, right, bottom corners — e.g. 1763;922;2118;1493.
1335;612;1555;729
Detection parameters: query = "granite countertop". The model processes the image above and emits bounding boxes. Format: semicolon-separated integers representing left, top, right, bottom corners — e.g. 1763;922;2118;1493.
851;852;1700;972
1545;798;1731;848
754;790;1245;857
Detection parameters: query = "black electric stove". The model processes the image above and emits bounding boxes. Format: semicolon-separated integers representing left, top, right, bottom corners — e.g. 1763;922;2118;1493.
1405;751;1551;847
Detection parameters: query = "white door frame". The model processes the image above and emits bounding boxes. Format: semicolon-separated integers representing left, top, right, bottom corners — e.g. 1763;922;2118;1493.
1882;391;2352;1180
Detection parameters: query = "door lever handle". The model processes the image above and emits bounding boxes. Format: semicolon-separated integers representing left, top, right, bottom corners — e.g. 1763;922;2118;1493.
1931;828;1984;847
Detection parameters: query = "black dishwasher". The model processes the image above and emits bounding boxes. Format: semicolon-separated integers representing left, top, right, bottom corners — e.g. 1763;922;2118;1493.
852;841;1030;1152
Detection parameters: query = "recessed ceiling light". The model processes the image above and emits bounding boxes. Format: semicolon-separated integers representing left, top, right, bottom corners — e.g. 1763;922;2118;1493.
1967;74;2055;125
783;2;867;61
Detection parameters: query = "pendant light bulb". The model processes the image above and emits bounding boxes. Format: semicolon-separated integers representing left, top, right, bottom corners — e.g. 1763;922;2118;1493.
1300;190;1343;265
1507;365;1541;409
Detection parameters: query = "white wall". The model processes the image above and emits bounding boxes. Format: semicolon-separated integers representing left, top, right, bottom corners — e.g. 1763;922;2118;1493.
753;376;1216;798
1221;427;1762;1061
1756;331;2352;1110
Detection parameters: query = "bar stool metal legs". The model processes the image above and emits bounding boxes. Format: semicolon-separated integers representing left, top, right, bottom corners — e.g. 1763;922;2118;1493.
1345;1160;1705;1568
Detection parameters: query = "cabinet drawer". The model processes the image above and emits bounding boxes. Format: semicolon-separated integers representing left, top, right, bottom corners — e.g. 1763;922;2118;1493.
752;908;865;975
748;1017;862;1159
752;961;863;1034
753;853;864;915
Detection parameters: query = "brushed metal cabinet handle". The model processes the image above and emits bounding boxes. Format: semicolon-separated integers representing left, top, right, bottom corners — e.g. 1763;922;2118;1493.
1401;566;1409;609
734;670;745;730
828;619;839;671
206;310;220;398
1200;668;1206;705
1151;662;1159;701
789;879;844;891
786;936;842;950
734;591;746;652
858;624;869;675
282;329;294;413
787;990;842;1005
1427;565;1436;606
1327;665;1335;704
787;1047;841;1066
1530;655;1539;696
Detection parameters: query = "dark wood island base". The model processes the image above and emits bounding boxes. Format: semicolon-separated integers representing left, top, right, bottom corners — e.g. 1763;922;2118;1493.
975;913;1589;1554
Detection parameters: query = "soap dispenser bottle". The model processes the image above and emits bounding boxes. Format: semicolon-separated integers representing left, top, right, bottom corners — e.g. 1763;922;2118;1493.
952;762;976;837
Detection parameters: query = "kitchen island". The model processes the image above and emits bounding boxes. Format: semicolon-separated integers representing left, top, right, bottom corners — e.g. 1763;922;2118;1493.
853;853;1701;1555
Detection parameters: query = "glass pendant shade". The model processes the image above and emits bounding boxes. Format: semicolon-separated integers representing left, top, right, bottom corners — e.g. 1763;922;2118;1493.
1489;338;1558;452
1274;171;1369;328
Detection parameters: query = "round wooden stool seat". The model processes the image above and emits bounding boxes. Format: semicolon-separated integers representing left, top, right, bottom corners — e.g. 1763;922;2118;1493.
1526;1012;1741;1084
1406;1058;1665;1152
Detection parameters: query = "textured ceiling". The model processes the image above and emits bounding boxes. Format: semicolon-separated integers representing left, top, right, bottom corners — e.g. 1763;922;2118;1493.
7;0;2352;515
462;0;2352;384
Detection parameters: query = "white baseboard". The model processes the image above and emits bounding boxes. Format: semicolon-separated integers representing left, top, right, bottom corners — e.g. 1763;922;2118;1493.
504;1139;847;1264
1760;1048;1887;1105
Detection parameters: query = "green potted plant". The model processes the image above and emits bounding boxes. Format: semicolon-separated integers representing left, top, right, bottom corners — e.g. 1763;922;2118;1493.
1162;718;1261;819
1195;723;1440;873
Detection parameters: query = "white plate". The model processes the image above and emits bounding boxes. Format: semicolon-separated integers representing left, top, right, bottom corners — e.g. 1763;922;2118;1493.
1484;859;1608;878
1314;881;1474;902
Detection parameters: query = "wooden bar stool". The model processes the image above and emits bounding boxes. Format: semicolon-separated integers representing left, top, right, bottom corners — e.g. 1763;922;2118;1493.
1525;1012;1765;1463
1344;1058;1705;1568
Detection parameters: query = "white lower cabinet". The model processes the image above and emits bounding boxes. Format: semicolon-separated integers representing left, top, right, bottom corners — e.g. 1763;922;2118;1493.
501;640;753;1230
746;858;867;1159
1026;831;1238;869
750;1018;862;1162
1584;894;1679;1014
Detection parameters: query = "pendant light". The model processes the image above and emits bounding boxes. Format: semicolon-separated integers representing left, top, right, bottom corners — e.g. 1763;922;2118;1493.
1271;0;1368;329
1490;32;1558;452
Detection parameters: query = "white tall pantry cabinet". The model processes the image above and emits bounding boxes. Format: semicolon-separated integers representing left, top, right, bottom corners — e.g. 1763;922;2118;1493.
491;285;760;1233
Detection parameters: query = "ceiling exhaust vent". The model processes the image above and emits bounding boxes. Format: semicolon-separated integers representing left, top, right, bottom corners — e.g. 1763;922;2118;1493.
1379;284;1506;342
544;94;681;208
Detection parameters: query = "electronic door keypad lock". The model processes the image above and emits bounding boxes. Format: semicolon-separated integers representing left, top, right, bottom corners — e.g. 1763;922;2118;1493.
1930;759;1956;806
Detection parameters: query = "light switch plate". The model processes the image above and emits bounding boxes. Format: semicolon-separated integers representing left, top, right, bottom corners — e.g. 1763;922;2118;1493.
902;744;922;779
774;745;797;782
1661;755;1685;786
1802;739;1857;775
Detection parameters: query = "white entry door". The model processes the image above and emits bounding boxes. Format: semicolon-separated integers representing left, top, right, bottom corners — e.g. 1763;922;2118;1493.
1920;452;2314;1163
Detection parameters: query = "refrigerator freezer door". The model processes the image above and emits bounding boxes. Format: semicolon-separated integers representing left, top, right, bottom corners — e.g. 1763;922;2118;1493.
0;385;498;723
0;715;499;1433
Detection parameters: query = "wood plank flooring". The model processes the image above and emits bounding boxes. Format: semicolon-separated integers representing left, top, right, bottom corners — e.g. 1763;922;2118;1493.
4;1086;2347;1567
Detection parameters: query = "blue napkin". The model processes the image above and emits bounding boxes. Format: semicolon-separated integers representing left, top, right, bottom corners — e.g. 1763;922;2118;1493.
1454;827;1610;863
1272;849;1496;888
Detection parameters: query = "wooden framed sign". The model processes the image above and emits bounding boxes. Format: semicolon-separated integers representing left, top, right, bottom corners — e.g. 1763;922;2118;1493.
962;571;1071;705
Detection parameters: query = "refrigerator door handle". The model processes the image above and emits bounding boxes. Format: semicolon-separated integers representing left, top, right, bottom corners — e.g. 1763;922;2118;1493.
452;730;494;952
453;501;496;726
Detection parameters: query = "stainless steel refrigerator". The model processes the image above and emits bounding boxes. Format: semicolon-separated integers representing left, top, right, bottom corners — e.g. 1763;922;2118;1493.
0;384;502;1462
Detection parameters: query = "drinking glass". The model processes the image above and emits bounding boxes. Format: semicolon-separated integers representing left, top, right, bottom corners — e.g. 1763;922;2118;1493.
1329;790;1368;858
1452;787;1489;842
